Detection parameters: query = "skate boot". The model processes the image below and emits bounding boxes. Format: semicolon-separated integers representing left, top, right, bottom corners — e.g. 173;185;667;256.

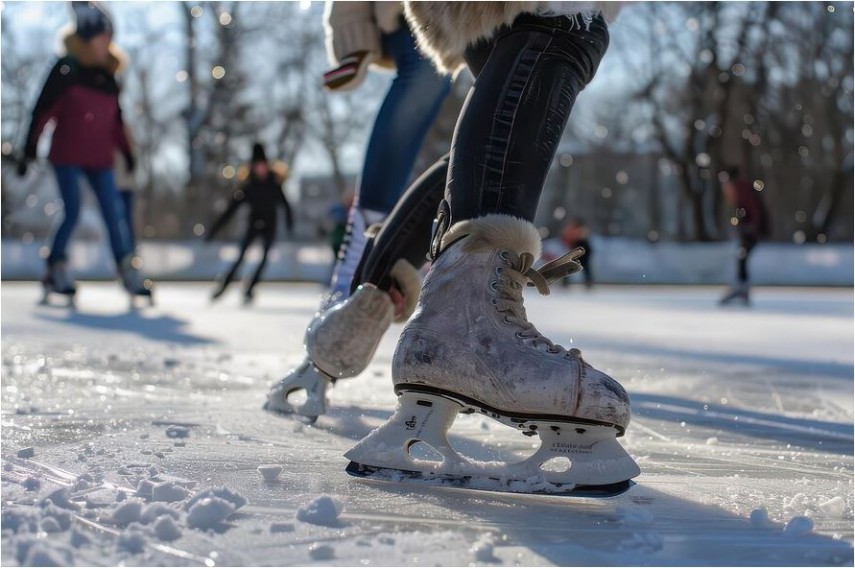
41;260;77;307
346;215;640;496
719;281;750;306
119;255;154;308
264;260;421;422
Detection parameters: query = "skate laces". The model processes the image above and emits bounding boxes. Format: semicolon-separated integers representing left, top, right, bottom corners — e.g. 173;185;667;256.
493;249;585;357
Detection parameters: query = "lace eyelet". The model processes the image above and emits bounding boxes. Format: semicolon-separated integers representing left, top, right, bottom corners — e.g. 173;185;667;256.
490;298;498;306
495;266;503;275
515;331;525;339
489;280;499;292
503;315;512;324
499;250;510;262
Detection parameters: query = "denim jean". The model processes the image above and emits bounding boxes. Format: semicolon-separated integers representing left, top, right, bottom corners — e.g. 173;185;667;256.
446;13;610;223
328;17;451;298
118;190;136;252
356;17;452;213
49;165;131;265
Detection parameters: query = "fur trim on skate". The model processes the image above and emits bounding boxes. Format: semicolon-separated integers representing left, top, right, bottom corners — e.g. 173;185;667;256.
440;214;542;260
404;2;621;74
389;259;421;323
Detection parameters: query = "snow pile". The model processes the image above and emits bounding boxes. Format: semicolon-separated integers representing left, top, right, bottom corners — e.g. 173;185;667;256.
151;481;191;503
184;487;247;530
16;447;35;459
112;501;144;527
749;507;770;527
152;515;182;541
308;543;336;560
165;425;191;439
296;496;343;525
818;496;847;518
470;534;498;562
783;516;814;537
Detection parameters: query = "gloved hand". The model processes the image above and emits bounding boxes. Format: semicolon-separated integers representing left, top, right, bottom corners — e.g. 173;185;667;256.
15;157;29;178
123;151;136;173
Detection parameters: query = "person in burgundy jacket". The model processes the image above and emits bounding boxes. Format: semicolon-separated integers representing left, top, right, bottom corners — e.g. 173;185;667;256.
720;165;770;305
18;1;151;304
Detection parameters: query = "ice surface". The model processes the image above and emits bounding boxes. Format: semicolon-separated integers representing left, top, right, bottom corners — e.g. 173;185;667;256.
1;283;852;566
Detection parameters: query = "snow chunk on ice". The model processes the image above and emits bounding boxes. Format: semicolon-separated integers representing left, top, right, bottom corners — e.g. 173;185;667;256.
819;496;846;517
308;543;336;561
70;528;90;548
296;496;343;525
165;425;191;439
42;488;80;511
23;477;41;491
705;437;719;446
140;503;181;525
112;501;144;527
40;517;63;533
616;506;655;526
16;447;35;459
784;516;814;536
186;496;236;530
151;481;191;503
257;464;283;482
185;487;247;512
787;493;808;509
470;534;498;562
153;515;182;541
117;525;148;554
23;543;69;567
750;507;770;527
2;506;41;533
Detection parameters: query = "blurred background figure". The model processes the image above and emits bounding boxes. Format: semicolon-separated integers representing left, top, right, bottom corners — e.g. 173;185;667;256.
17;1;151;306
326;191;354;260
719;166;769;306
205;143;294;305
561;218;594;289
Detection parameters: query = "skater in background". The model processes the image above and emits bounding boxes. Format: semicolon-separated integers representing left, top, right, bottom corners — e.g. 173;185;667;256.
337;2;639;494
17;1;151;305
719;165;769;306
560;217;593;289
265;1;451;416
205;143;294;305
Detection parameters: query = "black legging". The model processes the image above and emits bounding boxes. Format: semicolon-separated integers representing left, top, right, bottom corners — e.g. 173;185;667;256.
447;13;609;224
221;222;275;295
738;235;757;284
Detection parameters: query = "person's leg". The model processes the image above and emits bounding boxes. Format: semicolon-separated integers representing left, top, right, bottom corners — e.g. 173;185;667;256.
266;155;449;419
48;165;83;266
85;169;132;266
215;225;256;299
327;17;451;300
44;165;82;295
119;190;136;252
346;14;638;491
245;227;274;299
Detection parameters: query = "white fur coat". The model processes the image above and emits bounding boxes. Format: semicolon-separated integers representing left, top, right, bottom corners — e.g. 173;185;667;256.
404;2;620;74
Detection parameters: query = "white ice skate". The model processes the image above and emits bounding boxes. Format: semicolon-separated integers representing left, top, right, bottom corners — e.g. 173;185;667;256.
265;262;420;421
119;255;154;308
345;215;640;497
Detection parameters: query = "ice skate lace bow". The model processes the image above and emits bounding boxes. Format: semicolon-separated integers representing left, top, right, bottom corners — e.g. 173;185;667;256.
493;247;586;356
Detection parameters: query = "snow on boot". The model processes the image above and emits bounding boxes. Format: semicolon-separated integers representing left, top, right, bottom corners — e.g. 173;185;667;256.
41;260;76;306
265;259;421;421
119;256;154;307
346;215;640;496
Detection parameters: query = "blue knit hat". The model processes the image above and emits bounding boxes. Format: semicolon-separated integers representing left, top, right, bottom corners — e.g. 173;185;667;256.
71;2;113;41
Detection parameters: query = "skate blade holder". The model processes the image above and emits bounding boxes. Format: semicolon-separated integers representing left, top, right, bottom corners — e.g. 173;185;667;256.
264;361;332;423
345;391;640;497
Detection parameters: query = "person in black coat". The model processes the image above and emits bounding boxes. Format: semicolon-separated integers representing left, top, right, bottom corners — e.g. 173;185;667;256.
205;143;294;303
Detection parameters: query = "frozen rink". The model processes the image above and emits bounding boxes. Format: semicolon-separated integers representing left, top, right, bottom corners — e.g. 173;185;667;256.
1;281;852;566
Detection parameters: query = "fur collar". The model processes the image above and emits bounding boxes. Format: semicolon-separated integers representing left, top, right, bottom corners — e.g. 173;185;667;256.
61;28;126;75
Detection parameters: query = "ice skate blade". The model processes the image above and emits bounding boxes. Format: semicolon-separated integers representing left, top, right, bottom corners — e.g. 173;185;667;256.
345;461;635;498
263;360;331;421
344;391;641;492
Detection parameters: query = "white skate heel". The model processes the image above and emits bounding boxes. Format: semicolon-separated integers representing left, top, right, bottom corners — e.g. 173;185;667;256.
345;390;639;497
264;359;331;423
306;284;394;378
